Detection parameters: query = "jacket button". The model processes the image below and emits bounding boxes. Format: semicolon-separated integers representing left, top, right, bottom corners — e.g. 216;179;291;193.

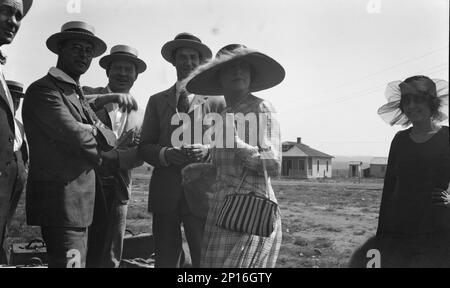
9;137;13;143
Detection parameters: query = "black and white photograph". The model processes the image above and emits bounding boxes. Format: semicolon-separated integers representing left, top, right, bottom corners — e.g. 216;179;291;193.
0;0;449;273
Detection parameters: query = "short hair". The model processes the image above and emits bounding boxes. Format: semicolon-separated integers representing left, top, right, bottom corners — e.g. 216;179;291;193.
399;75;441;120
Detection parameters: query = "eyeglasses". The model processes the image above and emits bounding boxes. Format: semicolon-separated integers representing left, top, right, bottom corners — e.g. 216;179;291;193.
69;44;95;58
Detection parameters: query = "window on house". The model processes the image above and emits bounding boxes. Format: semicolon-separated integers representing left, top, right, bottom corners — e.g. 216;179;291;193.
326;161;329;172
317;160;319;172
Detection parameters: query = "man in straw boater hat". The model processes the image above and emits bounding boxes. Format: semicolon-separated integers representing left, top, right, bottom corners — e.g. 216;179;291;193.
82;44;146;268
22;21;117;268
138;33;225;267
0;0;32;264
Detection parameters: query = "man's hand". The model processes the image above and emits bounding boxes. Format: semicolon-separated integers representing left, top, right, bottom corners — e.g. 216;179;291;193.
93;93;138;112
165;147;189;166
183;144;209;162
432;188;450;207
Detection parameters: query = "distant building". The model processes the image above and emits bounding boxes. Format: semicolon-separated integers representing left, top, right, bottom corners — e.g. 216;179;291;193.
282;137;333;178
369;157;388;178
348;161;363;178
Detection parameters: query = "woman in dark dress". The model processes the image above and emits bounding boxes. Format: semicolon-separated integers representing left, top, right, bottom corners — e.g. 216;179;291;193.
350;75;449;268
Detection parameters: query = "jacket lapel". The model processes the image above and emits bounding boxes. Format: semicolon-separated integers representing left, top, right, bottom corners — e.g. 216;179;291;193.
51;76;89;123
0;70;14;127
164;85;177;112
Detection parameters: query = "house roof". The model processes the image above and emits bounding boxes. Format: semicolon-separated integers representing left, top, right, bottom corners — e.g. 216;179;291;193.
370;157;388;165
282;141;333;158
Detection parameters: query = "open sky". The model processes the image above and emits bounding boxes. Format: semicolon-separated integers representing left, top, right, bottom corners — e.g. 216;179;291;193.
3;0;449;157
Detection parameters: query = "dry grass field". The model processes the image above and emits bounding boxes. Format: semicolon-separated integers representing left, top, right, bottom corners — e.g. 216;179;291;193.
5;167;384;268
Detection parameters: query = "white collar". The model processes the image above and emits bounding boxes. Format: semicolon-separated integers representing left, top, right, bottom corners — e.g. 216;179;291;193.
48;67;78;86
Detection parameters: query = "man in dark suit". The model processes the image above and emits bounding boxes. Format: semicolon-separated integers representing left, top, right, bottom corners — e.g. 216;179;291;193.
0;0;32;265
139;33;225;267
22;21;117;268
83;44;146;267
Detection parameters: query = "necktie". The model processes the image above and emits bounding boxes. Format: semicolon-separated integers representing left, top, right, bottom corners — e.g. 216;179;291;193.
177;90;190;113
75;83;96;125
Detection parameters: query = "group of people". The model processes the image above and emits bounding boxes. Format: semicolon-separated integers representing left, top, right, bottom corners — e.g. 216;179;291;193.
0;0;285;268
0;0;449;269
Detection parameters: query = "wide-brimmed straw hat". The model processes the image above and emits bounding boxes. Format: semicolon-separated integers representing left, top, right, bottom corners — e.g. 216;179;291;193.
161;32;212;64
46;21;107;57
99;45;147;74
1;0;33;17
377;77;448;126
6;80;24;98
186;44;285;96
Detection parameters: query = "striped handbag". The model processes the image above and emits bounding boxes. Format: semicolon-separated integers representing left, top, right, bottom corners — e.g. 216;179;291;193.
216;161;277;237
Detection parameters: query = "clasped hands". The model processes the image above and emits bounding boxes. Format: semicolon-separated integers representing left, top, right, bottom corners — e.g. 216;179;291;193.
165;144;209;166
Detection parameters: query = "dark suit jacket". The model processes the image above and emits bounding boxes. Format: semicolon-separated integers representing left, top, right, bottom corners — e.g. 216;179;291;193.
22;74;115;228
138;85;225;215
0;70;18;243
83;86;144;202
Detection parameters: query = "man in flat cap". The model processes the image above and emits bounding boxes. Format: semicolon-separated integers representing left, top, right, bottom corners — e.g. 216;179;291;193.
139;33;225;267
0;0;32;264
22;21;117;268
83;44;146;268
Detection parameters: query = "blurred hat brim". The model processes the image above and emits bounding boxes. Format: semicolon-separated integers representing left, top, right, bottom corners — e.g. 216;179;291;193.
161;39;212;64
186;48;285;96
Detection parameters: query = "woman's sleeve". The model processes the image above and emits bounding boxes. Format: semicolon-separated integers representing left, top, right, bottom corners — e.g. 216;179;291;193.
376;132;400;235
235;101;281;177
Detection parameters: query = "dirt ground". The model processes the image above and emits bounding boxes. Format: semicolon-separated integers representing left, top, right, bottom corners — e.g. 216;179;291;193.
5;170;383;268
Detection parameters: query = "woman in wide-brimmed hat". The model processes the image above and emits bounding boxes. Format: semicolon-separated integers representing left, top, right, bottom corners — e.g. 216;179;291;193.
185;44;285;268
350;75;450;268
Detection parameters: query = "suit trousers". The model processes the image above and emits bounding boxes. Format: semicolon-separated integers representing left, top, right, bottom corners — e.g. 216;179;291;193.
87;182;127;268
152;192;206;268
41;226;88;268
0;158;18;264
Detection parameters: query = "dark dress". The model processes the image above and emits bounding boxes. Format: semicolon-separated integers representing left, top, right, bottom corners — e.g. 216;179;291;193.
375;126;450;267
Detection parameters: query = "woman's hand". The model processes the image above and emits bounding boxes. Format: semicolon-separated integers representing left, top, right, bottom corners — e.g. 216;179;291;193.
432;188;450;207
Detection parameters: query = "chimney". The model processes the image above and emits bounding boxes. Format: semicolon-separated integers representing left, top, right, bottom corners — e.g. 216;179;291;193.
297;137;301;144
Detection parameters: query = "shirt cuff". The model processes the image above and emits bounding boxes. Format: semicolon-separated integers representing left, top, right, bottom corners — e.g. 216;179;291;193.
159;147;169;167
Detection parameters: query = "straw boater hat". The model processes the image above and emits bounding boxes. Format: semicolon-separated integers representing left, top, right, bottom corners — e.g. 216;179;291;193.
6;80;24;98
0;0;33;17
99;45;147;74
186;44;286;96
46;21;107;57
161;32;212;64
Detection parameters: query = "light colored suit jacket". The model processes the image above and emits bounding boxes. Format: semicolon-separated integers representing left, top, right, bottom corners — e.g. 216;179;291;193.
83;86;144;202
